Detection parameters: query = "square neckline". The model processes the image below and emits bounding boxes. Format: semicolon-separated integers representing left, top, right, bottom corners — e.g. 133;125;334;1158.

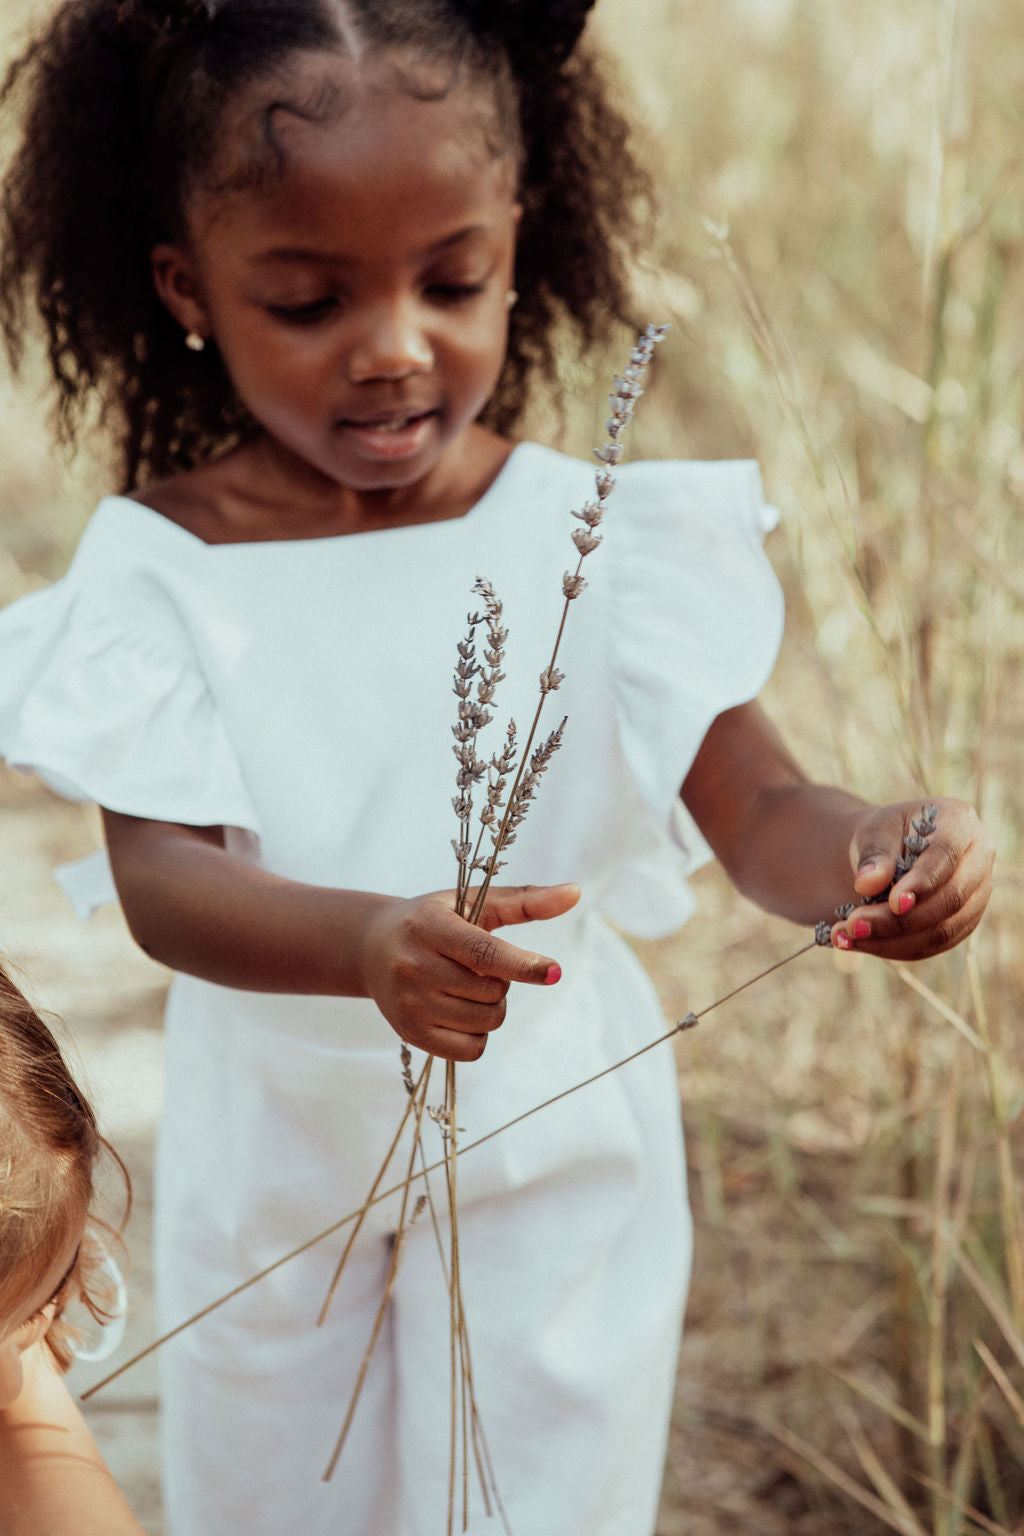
98;442;536;552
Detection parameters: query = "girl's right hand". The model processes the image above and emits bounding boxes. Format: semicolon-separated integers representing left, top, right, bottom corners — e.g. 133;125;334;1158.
360;883;580;1061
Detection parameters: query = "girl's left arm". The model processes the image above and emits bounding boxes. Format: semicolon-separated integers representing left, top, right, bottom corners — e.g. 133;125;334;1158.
681;702;994;958
0;1344;145;1536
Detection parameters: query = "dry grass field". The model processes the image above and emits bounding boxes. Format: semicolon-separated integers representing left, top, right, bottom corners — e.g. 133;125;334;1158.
1;0;1022;1532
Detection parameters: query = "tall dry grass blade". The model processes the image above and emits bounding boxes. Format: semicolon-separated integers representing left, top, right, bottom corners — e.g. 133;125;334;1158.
911;1473;1015;1536
966;944;1024;1326
709;224;934;788
975;1416;1012;1535
764;1418;931;1535
974;1339;1024;1431
836;1401;929;1536
948;1234;1024;1373
829;1368;931;1445
927;1061;960;1485
947;1380;984;1536
893;964;984;1051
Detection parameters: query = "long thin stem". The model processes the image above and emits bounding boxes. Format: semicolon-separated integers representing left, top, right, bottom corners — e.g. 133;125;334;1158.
322;1064;434;1479
81;936;817;1400
317;1056;432;1326
445;1061;459;1534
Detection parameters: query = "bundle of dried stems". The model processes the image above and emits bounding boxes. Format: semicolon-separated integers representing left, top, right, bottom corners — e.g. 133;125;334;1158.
314;323;669;1528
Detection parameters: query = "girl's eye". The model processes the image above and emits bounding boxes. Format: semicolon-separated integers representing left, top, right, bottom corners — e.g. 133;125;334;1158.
13;1305;49;1339
265;297;338;325
426;282;486;305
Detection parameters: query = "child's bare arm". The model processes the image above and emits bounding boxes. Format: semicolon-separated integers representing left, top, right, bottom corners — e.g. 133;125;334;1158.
681;702;993;957
0;1344;144;1536
102;810;578;1060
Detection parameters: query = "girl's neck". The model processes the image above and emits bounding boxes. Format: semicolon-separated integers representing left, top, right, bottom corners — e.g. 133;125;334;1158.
132;425;516;546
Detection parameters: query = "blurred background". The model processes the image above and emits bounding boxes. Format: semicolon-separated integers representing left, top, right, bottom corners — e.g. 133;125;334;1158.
1;0;1022;1530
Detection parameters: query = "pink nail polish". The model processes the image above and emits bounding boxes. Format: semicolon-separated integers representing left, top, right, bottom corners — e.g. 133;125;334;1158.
834;931;852;950
545;964;562;985
854;920;870;939
899;893;915;915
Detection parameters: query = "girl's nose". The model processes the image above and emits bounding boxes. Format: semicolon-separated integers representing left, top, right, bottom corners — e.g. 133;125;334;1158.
345;302;433;384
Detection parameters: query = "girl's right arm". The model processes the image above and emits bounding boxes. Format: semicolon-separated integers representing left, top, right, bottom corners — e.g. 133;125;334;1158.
102;811;577;1062
0;1344;144;1536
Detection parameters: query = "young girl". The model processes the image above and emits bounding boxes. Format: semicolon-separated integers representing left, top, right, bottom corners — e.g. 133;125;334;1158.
0;961;142;1536
0;1;993;1532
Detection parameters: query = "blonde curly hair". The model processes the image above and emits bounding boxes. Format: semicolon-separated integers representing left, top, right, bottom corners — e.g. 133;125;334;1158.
0;962;129;1370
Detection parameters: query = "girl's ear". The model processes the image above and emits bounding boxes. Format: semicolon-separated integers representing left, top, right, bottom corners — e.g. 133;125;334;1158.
151;243;210;342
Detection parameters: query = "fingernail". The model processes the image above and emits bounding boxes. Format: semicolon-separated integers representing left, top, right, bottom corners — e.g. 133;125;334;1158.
545;964;562;985
834;931;852;950
854;920;870;939
899;892;915;914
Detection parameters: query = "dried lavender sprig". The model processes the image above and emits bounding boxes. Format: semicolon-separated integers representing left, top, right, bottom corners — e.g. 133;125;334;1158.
473;578;508;706
464;324;669;926
450;607;492;912
813;803;939;943
453;585;515;913
562;324;670;591
498;720;567;853
466;719;518;879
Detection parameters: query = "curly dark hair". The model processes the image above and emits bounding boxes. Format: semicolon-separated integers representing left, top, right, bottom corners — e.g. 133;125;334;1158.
0;0;652;491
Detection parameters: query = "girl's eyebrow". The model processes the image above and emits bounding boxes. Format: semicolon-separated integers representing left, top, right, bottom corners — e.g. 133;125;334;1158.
252;225;490;267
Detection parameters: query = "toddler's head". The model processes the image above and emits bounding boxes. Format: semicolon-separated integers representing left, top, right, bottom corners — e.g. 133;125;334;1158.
0;964;126;1409
0;0;651;489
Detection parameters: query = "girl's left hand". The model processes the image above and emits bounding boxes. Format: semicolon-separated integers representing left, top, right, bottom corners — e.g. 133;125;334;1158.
831;797;995;959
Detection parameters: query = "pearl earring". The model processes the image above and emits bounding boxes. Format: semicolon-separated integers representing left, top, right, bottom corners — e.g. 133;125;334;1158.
505;289;518;310
184;331;206;353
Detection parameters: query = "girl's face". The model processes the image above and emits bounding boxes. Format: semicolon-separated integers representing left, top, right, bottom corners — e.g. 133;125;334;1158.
0;1235;79;1410
155;57;520;503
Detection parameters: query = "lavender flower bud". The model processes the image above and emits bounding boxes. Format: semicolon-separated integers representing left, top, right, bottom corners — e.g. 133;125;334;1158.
572;527;602;556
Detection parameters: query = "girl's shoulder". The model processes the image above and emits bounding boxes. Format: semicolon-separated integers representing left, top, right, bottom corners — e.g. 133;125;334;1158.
514;442;777;543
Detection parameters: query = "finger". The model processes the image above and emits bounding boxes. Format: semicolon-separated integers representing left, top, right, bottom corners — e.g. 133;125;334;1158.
438;917;563;987
433;991;508;1033
475;882;581;931
852;852;899;902
850;817;903;901
831;880;991;959
420;958;509;1006
887;819;993;918
401;1023;490;1064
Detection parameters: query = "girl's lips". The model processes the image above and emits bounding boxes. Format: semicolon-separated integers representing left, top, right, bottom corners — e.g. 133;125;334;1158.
336;410;437;461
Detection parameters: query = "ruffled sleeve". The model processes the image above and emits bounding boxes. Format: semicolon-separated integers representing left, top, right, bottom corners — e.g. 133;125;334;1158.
0;502;260;908
598;459;784;937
